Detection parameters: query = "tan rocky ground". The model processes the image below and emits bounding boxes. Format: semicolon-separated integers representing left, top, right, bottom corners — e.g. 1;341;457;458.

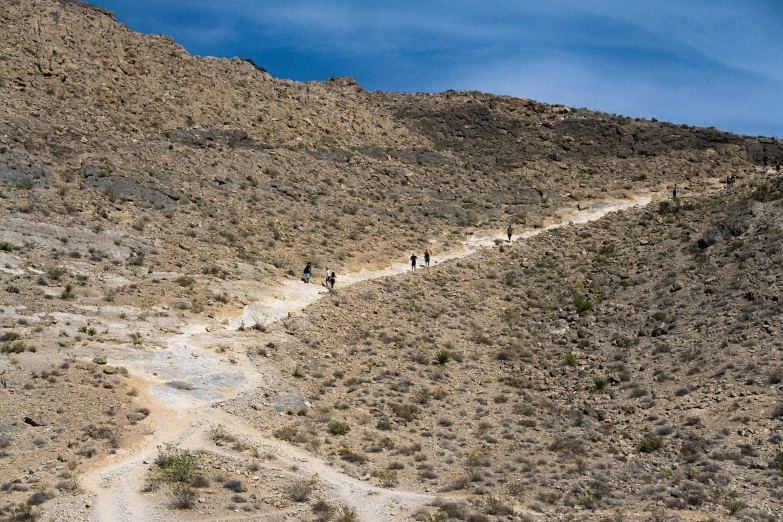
2;0;780;277
263;175;782;522
1;0;782;521
0;356;150;516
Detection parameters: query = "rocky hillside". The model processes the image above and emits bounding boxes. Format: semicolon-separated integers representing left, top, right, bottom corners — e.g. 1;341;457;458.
246;178;783;521
1;0;780;280
1;0;782;521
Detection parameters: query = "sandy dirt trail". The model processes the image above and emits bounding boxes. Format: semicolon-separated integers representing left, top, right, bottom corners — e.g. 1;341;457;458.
61;196;651;522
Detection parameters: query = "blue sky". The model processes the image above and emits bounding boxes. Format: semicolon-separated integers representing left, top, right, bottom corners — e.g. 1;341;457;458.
92;0;782;138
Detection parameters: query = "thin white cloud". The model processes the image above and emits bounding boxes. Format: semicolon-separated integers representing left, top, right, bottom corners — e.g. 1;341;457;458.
175;23;238;48
92;0;783;136
449;52;783;136
560;0;783;81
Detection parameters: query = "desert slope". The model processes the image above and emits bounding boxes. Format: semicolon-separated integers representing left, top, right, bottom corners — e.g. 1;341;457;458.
0;0;782;521
267;178;783;521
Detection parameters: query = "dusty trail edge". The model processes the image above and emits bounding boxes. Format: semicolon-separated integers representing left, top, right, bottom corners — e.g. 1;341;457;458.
63;195;660;522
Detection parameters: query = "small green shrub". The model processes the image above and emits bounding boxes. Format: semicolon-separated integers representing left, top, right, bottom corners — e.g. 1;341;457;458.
60;283;73;300
0;241;13;251
392;403;419;421
445;476;470;491
1;341;26;354
564;353;578;367
728;499;744;515
753;184;770;202
5;502;37;521
770;452;783;475
377;469;398;488
658;199;696;215
435;350;451;365
156;445;199;483
173;276;194;287
312;499;336;520
339;449;366;464
598;243;615;255
572;294;593;314
494;349;515;361
593;376;609;391
327;421;350;435
549;437;586;455
0;331;20;342
638;434;664;453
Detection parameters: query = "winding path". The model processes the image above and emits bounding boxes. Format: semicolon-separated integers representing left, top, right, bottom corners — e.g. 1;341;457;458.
66;196;652;522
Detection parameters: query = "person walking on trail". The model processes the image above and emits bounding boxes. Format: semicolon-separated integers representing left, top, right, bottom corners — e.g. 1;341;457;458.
507;224;514;242
672;184;678;199
424;249;431;267
410;253;418;270
325;268;331;287
328;271;336;289
303;262;312;284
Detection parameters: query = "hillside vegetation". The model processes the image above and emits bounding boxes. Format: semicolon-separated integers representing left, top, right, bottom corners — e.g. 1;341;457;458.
2;0;780;278
265;179;783;521
0;0;782;521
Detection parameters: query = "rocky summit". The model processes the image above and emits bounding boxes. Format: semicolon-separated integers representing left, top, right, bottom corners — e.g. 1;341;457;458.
0;1;782;521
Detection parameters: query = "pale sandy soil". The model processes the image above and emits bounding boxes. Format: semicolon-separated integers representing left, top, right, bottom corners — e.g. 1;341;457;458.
41;197;650;522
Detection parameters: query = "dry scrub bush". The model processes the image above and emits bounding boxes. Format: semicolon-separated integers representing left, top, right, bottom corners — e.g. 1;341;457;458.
327;421;350;435
169;484;197;510
223;480;246;493
156;445;199;484
287;476;317;502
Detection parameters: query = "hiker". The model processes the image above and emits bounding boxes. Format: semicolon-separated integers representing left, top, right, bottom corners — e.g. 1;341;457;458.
303;262;311;284
410;253;418;270
325;268;331;287
672;184;678;199
424;249;431;267
507;224;514;242
329;271;336;289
